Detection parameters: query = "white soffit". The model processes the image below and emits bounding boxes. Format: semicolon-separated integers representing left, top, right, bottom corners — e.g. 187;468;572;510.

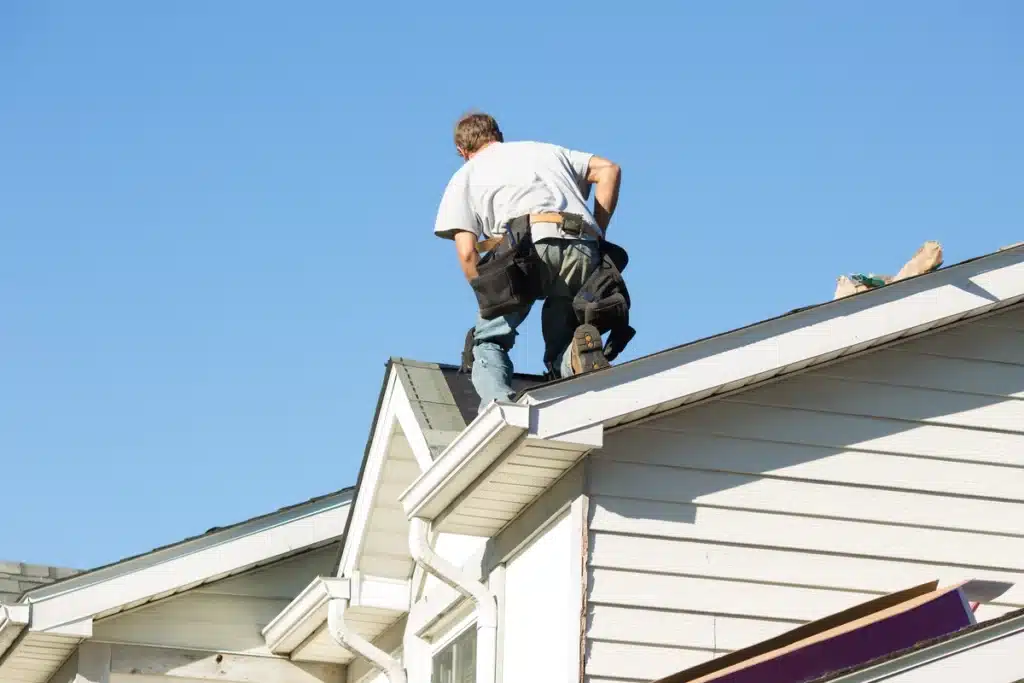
263;574;410;664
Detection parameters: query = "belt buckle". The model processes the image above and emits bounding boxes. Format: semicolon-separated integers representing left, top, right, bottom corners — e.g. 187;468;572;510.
561;214;583;237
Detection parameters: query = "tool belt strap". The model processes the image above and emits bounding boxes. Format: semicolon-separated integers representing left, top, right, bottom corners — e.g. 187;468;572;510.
475;212;596;253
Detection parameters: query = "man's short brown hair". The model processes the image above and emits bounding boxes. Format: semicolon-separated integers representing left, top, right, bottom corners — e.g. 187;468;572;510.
454;111;503;154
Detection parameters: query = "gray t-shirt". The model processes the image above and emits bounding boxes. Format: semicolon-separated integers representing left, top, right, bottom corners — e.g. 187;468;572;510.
433;141;601;243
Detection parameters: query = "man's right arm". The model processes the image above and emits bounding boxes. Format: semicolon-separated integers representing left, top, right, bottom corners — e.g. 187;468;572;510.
454;231;479;281
586;154;621;234
434;170;481;281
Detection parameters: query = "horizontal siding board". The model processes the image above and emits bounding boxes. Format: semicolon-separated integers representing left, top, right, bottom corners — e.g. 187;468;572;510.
589;459;1024;536
647;401;1024;467
589;496;1024;570
586;640;713;681
590;567;870;622
897;324;1024;364
810;349;1024;398
587;604;795;651
597;430;1024;501
93;592;287;654
728;375;1024;433
589;532;1024;607
975;306;1024;330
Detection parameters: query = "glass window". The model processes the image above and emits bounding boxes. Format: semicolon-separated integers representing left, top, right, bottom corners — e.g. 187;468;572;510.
431;626;476;683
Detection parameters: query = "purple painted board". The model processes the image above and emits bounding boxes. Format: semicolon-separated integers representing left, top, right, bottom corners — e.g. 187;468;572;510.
654;582;975;683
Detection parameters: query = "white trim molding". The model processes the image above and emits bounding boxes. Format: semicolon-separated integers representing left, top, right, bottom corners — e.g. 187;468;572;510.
263;577;352;655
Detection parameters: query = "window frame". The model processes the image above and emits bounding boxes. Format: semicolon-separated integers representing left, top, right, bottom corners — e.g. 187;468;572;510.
430;614;477;683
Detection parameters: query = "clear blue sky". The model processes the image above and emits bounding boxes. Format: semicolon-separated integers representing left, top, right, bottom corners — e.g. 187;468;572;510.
2;1;1021;570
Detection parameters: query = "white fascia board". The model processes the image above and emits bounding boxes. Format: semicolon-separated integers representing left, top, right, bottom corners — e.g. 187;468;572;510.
263;574;408;656
337;368;401;579
0;605;30;660
263;577;351;655
351;572;410;613
524;247;1024;438
25;491;352;632
399;402;530;519
828;610;1024;682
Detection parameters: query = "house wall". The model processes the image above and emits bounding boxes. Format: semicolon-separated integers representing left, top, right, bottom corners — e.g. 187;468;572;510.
91;543;339;655
502;510;577;683
583;307;1024;683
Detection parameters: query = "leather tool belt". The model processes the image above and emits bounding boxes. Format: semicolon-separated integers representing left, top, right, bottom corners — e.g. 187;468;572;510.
475;212;591;254
468;212;576;319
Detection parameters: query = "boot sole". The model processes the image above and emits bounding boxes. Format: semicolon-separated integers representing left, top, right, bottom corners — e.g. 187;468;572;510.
571;324;610;375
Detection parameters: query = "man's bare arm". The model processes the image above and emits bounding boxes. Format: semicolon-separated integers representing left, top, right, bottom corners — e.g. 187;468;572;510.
586;154;621;233
454;231;480;281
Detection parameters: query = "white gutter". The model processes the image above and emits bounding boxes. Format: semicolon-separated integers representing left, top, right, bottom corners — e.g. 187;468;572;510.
327;599;406;683
0;604;30;662
400;401;601;522
409;517;497;683
400;402;529;519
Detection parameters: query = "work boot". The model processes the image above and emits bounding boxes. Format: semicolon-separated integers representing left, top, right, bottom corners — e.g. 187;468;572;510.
570;324;610;375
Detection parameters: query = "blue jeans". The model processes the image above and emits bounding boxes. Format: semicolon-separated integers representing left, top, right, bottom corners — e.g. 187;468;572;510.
471;238;600;412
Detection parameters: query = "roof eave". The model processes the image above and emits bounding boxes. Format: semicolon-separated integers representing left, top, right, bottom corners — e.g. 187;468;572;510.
22;489;353;632
0;605;29;662
523;245;1024;438
399;402;531;520
263;576;351;655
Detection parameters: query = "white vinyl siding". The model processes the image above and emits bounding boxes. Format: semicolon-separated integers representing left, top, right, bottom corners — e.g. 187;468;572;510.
92;543;339;655
584;307;1024;683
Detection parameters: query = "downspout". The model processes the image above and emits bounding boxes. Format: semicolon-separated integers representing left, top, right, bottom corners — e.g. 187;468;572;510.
327;598;407;683
409;517;497;683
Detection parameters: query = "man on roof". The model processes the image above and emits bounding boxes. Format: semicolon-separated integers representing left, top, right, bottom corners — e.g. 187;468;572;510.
433;111;624;411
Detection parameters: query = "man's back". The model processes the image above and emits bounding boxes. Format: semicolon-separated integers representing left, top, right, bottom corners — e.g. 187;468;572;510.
434;140;601;242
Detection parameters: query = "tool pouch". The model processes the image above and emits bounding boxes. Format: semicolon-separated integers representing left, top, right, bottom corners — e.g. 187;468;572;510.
469;218;545;319
572;240;635;361
573;246;631;329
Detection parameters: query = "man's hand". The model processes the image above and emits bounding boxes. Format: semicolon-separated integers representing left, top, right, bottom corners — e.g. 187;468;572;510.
586;155;621;234
454;231;480;281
